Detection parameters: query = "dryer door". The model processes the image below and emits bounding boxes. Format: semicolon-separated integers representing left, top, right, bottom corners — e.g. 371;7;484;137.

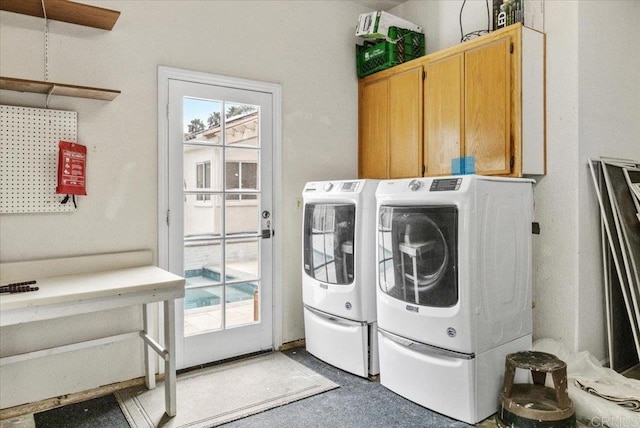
378;205;458;307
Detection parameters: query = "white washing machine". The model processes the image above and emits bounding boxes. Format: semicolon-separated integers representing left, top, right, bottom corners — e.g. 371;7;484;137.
375;175;534;424
302;179;379;377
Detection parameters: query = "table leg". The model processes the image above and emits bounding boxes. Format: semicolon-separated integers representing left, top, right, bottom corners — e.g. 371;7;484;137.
142;303;156;389
164;298;177;417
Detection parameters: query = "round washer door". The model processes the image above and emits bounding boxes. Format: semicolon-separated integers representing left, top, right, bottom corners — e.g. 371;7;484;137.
378;205;458;307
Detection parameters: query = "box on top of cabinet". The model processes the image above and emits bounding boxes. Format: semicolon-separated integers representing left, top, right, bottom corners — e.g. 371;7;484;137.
356;27;425;78
356;11;422;39
493;0;544;32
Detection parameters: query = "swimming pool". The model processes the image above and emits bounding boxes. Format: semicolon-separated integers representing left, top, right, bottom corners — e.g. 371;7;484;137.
184;268;257;309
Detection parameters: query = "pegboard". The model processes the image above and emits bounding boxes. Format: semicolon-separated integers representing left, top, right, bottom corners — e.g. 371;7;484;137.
0;105;78;213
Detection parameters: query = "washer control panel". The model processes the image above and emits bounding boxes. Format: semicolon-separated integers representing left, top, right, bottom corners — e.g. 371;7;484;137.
303;181;361;193
340;181;360;192
430;178;463;192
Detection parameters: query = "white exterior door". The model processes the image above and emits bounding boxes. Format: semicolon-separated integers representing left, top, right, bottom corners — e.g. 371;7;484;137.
159;67;280;369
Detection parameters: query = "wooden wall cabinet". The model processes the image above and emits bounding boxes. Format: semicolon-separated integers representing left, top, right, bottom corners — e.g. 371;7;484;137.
423;53;464;177
359;65;423;179
359;23;545;179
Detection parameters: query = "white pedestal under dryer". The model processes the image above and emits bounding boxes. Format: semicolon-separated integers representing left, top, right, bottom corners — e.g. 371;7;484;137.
302;179;379;377
375;175;534;424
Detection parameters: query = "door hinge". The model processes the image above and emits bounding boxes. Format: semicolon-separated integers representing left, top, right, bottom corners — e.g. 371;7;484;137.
166;103;170;118
423;70;426;80
510;42;514;54
166;209;170;226
510;156;515;168
422;164;426;176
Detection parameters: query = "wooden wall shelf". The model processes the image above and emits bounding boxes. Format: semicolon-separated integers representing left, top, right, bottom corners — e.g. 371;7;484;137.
0;76;120;101
0;0;120;30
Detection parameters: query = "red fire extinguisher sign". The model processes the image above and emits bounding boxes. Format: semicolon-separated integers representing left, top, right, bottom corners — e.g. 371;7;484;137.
56;140;87;196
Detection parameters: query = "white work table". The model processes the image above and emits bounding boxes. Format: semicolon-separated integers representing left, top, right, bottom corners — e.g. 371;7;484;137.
0;252;184;417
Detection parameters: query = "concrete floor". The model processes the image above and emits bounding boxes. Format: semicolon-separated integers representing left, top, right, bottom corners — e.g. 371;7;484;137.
3;350;637;428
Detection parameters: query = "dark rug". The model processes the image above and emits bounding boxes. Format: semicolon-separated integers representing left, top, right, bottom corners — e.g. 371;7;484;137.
34;394;128;427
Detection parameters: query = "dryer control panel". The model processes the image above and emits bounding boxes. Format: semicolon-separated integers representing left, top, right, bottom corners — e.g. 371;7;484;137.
340;181;360;192
304;181;361;193
429;178;463;192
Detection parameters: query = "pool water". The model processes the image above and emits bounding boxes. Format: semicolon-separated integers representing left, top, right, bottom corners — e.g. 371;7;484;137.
184;268;257;309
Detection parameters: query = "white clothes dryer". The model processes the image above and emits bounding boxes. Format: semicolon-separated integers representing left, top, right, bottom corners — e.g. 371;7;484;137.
302;179;379;377
375;175;534;424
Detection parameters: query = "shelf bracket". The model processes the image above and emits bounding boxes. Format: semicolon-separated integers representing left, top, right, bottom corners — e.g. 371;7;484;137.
46;85;55;108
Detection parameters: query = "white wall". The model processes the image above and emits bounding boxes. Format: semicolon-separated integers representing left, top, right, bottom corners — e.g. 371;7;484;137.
391;0;640;362
533;0;580;354
0;0;365;408
392;0;494;53
576;1;640;356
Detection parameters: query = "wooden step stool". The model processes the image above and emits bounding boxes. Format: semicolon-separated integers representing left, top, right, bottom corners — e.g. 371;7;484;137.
497;351;576;428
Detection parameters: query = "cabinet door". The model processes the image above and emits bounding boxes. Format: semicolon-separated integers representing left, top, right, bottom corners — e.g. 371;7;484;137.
359;78;389;179
424;53;464;177
465;35;512;175
388;66;423;178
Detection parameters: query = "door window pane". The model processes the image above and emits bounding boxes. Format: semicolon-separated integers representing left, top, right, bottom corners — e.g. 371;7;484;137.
226;282;260;328
226;238;260;281
225;147;259;201
225;163;258;200
184;285;223;335
224;103;259;148
184;145;222;192
184;194;222;238
184;97;223;145
225;194;259;235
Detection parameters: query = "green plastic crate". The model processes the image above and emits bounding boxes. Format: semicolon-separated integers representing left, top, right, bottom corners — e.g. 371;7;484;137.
356;26;425;78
